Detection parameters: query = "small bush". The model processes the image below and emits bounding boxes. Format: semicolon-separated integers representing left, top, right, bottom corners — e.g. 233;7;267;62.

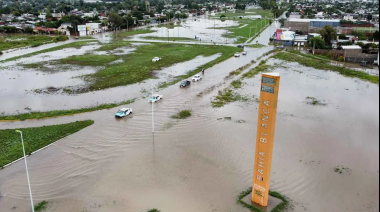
34;201;48;212
171;110;192;119
148;209;160;212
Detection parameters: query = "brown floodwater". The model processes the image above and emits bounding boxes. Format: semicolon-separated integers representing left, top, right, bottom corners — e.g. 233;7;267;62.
0;47;378;212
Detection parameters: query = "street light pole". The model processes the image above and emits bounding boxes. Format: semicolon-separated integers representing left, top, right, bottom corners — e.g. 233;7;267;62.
16;130;35;212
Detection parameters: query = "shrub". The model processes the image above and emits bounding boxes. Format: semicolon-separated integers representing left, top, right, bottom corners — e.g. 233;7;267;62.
220;15;226;18
171;110;192;119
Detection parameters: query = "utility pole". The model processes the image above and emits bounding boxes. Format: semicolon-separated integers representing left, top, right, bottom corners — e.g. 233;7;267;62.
16;130;35;212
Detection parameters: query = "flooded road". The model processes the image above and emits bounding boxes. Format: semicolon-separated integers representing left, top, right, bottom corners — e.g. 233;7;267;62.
0;45;264;114
0;48;378;212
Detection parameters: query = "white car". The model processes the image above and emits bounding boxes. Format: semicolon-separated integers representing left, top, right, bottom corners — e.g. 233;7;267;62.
242;51;247;55
152;57;161;62
192;74;203;82
234;52;241;57
115;108;133;118
149;94;163;103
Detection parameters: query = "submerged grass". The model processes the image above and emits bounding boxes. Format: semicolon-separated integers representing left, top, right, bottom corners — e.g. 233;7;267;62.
0;120;94;167
58;54;120;66
0;35;67;52
142;36;195;42
0;40;96;63
0;99;135;121
84;42;238;91
211;89;249;108
171;110;192;119
242;60;270;79
273;51;379;84
237;187;289;212
115;29;155;39
34;201;49;212
231;79;243;88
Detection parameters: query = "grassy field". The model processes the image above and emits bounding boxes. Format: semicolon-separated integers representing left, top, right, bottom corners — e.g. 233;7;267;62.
0;120;94;167
273;51;379;84
0;99;135;121
54;42;239;92
141;36;196;42
0;40;96;63
115;28;155;39
237;187;289;212
0;35;68;52
58;55;120;66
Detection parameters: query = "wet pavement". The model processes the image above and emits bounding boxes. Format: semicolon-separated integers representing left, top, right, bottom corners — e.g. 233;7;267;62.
0;46;379;212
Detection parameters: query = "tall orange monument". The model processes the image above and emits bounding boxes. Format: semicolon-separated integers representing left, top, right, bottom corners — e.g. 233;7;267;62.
252;73;281;207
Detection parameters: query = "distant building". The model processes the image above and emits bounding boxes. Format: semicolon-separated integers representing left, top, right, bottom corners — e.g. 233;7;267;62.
289;12;301;19
285;19;340;33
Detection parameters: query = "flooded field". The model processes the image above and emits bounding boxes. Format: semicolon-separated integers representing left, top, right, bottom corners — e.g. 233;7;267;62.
0;48;378;212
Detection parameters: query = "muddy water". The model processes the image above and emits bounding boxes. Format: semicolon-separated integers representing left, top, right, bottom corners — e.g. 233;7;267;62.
132;18;240;44
0;46;265;114
0;47;378;212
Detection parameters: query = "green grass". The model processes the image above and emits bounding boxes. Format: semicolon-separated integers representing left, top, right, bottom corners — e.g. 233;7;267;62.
0;120;94;167
211;89;249;108
0;40;96;63
231;79;243;88
213;9;272;43
171;110;192;119
58;54;120;66
95;41;133;51
147;209;160;212
0;99;135;121
34;201;49;212
142;36;195;42
237;187;289;212
115;29;155;39
0;35;68;52
273;51;379;84
83;42;239;91
246;44;266;48
242;60;270;79
79;36;95;40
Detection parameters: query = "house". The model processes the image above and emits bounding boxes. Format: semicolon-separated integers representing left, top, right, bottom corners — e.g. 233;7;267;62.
58;22;71;35
33;27;57;34
289;12;301;19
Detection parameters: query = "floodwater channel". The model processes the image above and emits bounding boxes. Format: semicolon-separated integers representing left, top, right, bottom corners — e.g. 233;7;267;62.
0;46;378;212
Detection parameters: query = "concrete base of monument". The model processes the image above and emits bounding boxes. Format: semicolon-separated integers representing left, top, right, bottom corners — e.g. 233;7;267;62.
242;194;283;212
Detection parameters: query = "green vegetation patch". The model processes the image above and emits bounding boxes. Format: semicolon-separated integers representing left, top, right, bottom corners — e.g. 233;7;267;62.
1;40;96;63
171;110;192;119
0;35;68;52
246;44;266;48
0;99;135;121
237;187;289;212
58;54;120;66
85;42;239;91
115;29;155;39
242;60;271;79
142;36;195;42
273;51;379;84
211;89;249;108
147;209;160;212
95;41;133;51
306;96;327;106
34;201;49;212
231;79;243;88
0;120;94;167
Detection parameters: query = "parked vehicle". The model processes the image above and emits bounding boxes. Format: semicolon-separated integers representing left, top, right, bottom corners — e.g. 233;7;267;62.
180;80;191;88
152;57;161;62
242;51;247;55
192;74;203;82
149;94;163;103
276;45;284;49
234;52;241;57
115;108;133;118
237;45;244;48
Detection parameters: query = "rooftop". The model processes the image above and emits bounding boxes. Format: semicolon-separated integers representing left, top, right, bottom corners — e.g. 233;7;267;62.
288;19;341;22
341;45;362;50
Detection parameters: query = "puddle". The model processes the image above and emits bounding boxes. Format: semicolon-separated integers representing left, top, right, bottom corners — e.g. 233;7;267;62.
154;53;221;78
0;43;101;67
